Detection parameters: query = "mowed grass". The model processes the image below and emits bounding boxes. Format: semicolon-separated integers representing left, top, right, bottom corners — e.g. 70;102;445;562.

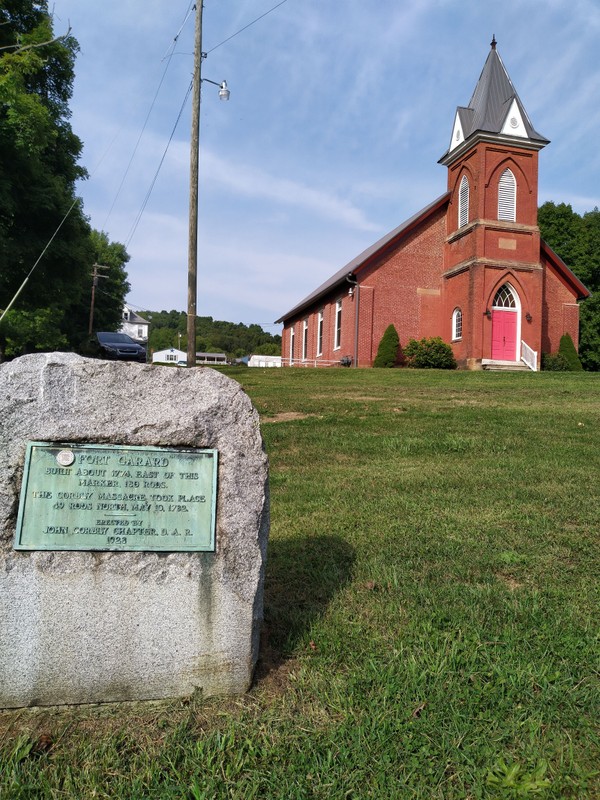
1;368;599;799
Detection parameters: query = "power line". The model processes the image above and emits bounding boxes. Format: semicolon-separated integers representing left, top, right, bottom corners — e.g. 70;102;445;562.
125;80;193;248
0;6;197;323
206;0;291;55
101;4;195;231
0;196;82;324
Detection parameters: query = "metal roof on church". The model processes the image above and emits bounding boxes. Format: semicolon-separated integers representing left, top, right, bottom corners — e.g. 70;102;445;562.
440;38;549;161
276;192;450;323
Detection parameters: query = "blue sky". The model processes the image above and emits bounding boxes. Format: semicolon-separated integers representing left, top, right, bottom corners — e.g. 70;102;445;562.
50;0;600;332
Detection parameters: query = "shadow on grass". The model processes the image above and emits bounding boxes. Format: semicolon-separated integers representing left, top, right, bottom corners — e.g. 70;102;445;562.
256;534;355;682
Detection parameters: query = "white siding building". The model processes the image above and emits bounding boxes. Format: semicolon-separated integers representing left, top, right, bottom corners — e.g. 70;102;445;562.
120;306;150;342
152;348;187;365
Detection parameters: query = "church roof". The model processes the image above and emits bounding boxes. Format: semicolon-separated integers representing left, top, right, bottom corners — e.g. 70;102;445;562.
441;38;549;162
276;192;450;323
540;241;590;301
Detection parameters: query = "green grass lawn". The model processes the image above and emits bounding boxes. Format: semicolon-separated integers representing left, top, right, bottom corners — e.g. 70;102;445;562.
1;368;599;799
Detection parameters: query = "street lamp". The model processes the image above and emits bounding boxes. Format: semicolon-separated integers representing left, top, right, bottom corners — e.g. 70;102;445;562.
187;0;230;368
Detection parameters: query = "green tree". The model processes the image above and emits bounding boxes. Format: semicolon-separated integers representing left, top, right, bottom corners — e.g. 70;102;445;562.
0;307;68;357
85;231;131;335
0;0;94;358
538;201;600;370
558;332;583;371
373;324;400;367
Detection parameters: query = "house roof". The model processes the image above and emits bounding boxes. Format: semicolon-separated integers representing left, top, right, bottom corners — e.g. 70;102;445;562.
276;192;450;323
540;240;590;301
124;306;150;325
440;38;549;163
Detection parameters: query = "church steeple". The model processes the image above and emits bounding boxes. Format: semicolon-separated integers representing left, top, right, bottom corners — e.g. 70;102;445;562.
440;39;549;165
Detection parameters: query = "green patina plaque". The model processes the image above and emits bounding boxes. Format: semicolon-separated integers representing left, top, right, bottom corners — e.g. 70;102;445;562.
14;442;218;552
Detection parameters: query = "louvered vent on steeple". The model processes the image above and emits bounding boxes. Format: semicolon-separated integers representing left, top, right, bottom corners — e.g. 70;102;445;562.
458;175;470;227
498;169;516;221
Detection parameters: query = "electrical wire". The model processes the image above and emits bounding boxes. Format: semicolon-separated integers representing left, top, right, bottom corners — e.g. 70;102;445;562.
125;80;193;248
2;0;295;322
205;0;291;55
101;4;195;230
0;197;81;323
0;4;197;322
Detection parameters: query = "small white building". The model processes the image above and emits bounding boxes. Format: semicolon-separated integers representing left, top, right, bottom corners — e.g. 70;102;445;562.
152;348;187;366
120;306;150;343
196;352;227;365
248;355;282;368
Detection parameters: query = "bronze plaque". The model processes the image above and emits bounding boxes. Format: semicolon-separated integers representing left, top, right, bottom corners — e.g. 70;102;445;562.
14;442;218;552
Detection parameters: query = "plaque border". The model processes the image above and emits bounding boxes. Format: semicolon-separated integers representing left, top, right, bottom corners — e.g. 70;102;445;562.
14;441;218;553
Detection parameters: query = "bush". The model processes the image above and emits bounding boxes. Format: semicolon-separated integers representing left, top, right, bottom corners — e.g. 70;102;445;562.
404;337;457;369
558;333;583;371
542;352;569;371
373;324;401;368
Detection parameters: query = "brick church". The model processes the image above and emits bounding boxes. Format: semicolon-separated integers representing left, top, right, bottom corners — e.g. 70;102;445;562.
277;39;589;370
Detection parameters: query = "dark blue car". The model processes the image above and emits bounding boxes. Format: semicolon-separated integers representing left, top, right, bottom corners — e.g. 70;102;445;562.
96;332;147;362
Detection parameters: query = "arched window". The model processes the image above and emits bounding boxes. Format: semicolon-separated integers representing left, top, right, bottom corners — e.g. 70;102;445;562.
458;175;469;228
498;168;516;221
452;308;463;340
493;284;517;308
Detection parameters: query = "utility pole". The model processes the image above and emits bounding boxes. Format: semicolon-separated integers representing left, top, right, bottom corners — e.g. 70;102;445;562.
88;263;110;336
187;0;204;368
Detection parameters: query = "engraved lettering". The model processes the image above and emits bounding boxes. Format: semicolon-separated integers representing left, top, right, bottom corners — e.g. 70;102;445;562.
17;444;216;553
58;491;93;501
73;526;109;535
79;479;119;487
118;455;169;467
96;502;129;512
76;468;106;477
46;467;71;475
78;454;110;465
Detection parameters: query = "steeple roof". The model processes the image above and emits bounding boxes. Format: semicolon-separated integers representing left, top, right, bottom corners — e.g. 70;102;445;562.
441;37;549;162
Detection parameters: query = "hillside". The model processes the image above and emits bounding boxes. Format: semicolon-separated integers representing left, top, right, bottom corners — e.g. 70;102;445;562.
141;310;281;358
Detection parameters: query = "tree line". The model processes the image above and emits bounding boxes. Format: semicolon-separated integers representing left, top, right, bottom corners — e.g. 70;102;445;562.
538;202;600;371
143;310;281;360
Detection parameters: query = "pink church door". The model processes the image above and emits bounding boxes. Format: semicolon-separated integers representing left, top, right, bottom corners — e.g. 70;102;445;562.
491;284;519;360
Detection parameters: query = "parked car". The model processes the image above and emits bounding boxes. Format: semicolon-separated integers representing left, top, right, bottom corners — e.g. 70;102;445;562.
96;332;147;362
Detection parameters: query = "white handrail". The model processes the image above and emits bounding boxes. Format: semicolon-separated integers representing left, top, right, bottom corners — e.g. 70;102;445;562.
520;340;537;371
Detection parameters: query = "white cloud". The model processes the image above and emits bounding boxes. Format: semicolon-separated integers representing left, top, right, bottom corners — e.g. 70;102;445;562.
202;150;382;232
47;0;600;325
